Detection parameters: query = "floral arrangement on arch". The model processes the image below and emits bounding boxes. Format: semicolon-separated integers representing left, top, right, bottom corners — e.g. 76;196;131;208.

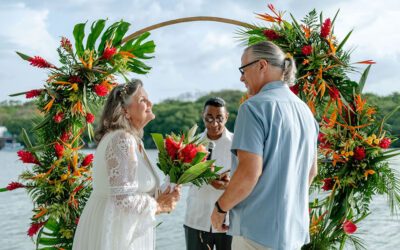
0;19;155;249
239;3;400;249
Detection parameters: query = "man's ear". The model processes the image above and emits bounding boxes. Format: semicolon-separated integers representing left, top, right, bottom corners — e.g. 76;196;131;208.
259;59;268;72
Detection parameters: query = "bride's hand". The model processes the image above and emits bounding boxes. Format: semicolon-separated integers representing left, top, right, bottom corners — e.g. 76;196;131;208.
156;185;181;214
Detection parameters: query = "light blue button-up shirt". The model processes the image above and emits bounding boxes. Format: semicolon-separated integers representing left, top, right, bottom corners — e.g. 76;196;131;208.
229;81;319;250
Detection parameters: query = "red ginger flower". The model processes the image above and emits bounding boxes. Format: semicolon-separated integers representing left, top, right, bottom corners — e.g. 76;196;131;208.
354;147;366;161
6;182;26;191
179;144;198;163
76;217;80;225
61;37;72;53
54;142;64;158
27;221;46;237
379;138;391;149
26;89;44;99
17;150;39;164
86;113;95;123
329;86;340;100
343;220;357;234
82;154;94;167
301;45;312;55
61;131;71;142
289;84;300;95
28;56;57;69
321;179;335;191
165;136;182;160
94;85;108;96
69;75;82;83
101;46;117;60
320;18;331;38
54;112;64;123
262;29;282;40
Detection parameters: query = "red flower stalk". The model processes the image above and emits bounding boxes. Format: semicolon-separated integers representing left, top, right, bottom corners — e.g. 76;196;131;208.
321;179;335;191
61;37;72;53
17;150;39;164
28;56;57;69
82;154;94;167
354;147;366;161
262;29;282;40
54;142;64;158
27;221;46;237
101;46;117;60
69;75;82;83
6;182;26;191
61;131;71;142
289;84;300;95
320;18;331;38
26;89;44;99
165;136;183;160
379;138;391;149
179;144;198;163
343;220;357;234
86;113;95;124
329;86;340;100
94;85;108;96
54;112;64;123
301;45;312;55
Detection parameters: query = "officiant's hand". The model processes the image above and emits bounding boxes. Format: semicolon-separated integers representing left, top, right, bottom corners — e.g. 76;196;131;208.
211;206;229;232
210;172;230;190
156;185;181;214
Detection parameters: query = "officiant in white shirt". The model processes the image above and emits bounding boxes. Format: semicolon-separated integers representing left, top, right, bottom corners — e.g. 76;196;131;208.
184;97;234;250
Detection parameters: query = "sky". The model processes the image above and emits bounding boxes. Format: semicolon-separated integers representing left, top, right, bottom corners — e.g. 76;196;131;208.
0;0;399;104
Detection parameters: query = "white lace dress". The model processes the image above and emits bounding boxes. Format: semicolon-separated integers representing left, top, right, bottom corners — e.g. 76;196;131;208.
72;130;160;250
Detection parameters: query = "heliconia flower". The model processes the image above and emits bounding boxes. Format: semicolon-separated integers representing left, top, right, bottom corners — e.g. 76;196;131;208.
27;221;46;237
179;144;198;163
54;142;64;158
165;136;182;160
61;131;71;142
69;75;82;83
82;154;94;167
17;150;39;164
54;112;64;123
343;220;357;234
289;84;300;95
26;89;44;99
321;178;335;191
379;138;391;149
28;56;57;69
301;45;312;55
94;85;108;96
262;29;282;40
101;46;117;60
86;113;95;124
320;18;331;38
61;37;72;53
354;147;366;161
329;86;340;100
6;182;26;191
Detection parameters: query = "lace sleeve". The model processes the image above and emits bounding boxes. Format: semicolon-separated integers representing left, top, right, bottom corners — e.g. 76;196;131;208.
105;131;157;216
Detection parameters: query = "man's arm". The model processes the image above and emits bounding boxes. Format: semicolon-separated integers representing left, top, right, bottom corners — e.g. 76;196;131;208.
217;150;263;211
308;154;318;187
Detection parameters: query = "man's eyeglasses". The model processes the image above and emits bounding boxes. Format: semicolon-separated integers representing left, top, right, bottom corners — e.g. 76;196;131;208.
205;117;224;123
239;60;260;75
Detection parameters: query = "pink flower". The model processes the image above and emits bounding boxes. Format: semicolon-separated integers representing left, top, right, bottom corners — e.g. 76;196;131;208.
27;221;46;237
94;85;108;96
6;182;26;191
17;150;39;164
86;113;95;124
61;37;72;53
179;144;198;163
354;147;366;161
343;220;357;234
26;89;44;99
320;18;331;38
379;138;391;149
54;113;64;123
289;84;300;95
301;45;312;55
82;154;94;167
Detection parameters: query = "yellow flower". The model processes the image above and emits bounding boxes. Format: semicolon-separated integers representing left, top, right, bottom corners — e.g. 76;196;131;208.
349;151;354;156
374;139;380;145
371;134;377;139
286;53;293;58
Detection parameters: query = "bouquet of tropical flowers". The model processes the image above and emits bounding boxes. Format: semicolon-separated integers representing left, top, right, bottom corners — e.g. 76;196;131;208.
151;125;222;190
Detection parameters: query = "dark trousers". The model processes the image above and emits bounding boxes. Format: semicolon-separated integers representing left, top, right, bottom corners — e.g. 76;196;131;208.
184;225;232;250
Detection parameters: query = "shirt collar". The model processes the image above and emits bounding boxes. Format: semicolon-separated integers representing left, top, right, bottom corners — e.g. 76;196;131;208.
260;80;287;92
203;128;227;142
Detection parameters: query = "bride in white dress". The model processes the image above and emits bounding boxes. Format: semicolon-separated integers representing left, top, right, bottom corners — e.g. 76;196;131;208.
72;79;181;250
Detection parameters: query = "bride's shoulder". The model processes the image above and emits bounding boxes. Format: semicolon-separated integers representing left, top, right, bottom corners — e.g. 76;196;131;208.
106;129;138;146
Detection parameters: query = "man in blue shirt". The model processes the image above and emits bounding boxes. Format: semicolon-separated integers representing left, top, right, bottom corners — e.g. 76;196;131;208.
211;41;319;250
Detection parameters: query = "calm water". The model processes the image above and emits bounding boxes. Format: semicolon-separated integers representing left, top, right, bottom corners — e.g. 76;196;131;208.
1;150;400;250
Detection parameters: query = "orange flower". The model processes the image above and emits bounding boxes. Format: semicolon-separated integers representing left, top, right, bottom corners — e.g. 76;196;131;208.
32;207;48;219
302;24;312;40
354;94;367;113
365;170;375;180
354;60;376;64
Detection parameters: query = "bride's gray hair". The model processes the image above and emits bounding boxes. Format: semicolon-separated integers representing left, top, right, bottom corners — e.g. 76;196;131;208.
94;79;143;143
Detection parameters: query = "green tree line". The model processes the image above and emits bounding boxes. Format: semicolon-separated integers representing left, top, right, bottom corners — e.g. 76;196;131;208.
1;91;399;148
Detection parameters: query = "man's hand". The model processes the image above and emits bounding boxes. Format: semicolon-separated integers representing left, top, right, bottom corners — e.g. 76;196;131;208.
210;172;230;190
211;207;229;232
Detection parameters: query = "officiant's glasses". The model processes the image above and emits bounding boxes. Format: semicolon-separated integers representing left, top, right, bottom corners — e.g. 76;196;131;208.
239;60;260;75
205;117;224;123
